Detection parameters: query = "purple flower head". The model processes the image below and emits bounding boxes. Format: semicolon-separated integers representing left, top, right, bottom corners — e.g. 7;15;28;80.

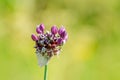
51;25;58;35
58;26;65;35
31;34;38;41
31;24;68;67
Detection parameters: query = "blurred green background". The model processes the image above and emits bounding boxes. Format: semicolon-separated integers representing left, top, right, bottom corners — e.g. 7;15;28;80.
0;0;120;80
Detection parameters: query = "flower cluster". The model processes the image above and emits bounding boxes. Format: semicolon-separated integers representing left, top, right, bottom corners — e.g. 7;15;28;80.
31;24;68;67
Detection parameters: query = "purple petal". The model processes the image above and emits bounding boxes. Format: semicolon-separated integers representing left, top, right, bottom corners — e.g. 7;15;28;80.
51;25;58;35
60;31;67;39
64;33;68;41
31;34;38;41
39;24;45;33
36;27;42;34
58;26;65;35
57;38;63;45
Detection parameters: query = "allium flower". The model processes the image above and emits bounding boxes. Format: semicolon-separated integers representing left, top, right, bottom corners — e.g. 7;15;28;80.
31;24;68;67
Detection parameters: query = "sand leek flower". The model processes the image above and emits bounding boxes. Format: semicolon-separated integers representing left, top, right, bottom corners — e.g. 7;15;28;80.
31;24;68;80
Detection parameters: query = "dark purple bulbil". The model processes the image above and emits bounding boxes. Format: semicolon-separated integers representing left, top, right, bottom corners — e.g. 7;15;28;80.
36;24;45;34
57;38;63;45
36;27;42;34
31;34;38;41
39;24;45;32
58;26;65;35
31;24;68;58
51;25;58;35
60;31;67;39
58;26;68;41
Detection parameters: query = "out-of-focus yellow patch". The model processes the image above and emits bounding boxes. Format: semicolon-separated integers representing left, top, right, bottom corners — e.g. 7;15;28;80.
71;29;97;62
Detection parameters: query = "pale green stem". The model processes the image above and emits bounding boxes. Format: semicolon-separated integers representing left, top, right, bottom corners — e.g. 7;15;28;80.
44;65;47;80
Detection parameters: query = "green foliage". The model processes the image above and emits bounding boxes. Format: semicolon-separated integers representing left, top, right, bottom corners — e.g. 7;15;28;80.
0;0;120;80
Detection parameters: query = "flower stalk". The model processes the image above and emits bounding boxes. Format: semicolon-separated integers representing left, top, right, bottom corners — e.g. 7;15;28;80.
44;65;47;80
